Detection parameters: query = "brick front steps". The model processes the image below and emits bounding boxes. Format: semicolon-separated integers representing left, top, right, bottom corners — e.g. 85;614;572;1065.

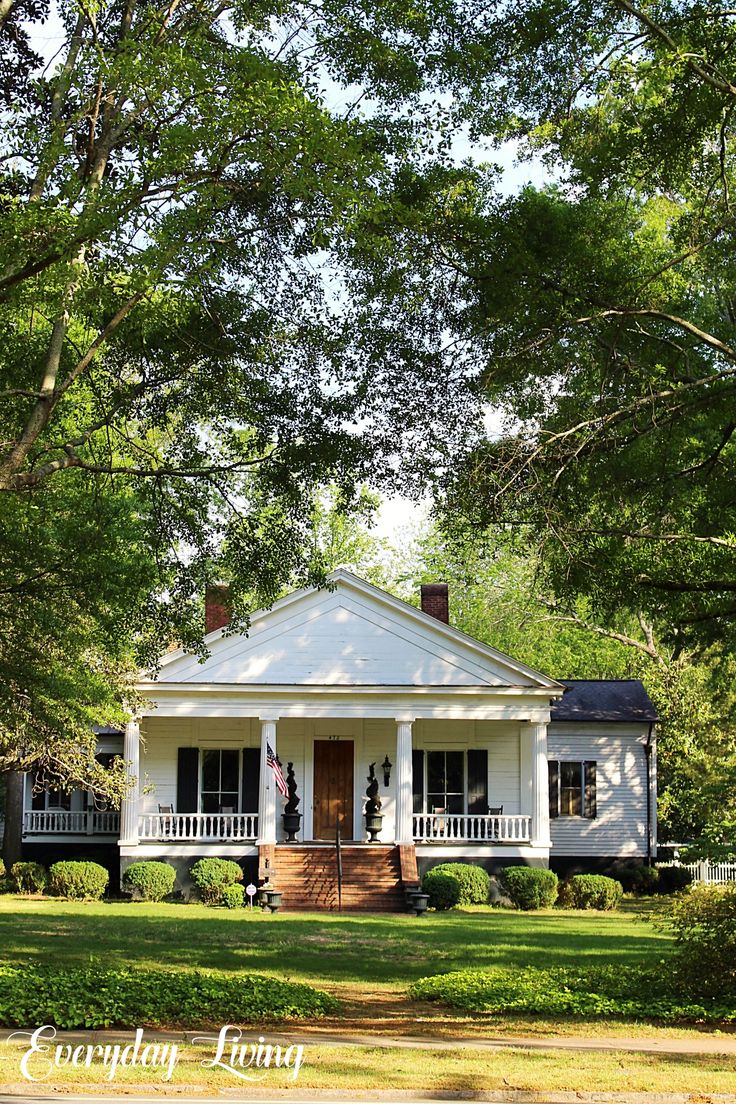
273;843;406;911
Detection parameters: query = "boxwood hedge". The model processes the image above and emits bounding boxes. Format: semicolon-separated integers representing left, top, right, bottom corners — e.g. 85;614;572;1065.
558;874;623;911
48;861;108;900
123;861;176;902
10;861;47;894
190;857;243;904
0;962;337;1028
498;866;558;910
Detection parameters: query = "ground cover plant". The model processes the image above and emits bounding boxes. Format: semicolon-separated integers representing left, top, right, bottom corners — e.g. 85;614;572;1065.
409;965;735;1025
0;961;336;1028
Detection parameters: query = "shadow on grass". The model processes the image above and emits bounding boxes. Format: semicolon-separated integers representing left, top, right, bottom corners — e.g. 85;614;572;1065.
0;898;671;986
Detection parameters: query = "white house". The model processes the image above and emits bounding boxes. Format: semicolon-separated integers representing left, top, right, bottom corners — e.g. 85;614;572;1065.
21;570;658;907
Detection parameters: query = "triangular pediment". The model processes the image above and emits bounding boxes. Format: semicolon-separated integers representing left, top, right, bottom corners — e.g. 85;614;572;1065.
154;570;559;689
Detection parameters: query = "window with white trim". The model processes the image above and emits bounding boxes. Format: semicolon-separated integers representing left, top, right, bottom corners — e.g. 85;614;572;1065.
201;749;239;813
426;750;465;815
548;760;597;819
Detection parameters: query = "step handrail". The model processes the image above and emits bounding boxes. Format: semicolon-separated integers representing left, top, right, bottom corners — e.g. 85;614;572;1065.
335;819;343;913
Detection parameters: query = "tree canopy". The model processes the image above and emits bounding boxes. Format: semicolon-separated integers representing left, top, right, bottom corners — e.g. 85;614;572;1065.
350;0;736;648
0;0;490;792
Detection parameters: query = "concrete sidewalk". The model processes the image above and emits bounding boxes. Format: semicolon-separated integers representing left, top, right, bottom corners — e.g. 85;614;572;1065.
3;1024;736;1055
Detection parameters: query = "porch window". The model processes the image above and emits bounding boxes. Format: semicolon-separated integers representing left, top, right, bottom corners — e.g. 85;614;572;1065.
32;771;73;811
549;760;597;818
201;749;239;813
426;750;464;815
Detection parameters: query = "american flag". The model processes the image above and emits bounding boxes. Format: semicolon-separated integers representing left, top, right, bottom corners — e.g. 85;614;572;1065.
267;743;288;798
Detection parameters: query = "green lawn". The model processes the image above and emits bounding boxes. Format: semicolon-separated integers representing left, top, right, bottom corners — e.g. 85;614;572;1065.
3;897;733;1097
0;895;669;992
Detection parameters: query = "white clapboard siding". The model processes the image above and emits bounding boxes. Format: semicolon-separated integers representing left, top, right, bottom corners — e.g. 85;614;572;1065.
484;723;522;815
154;576;555;688
548;726;649;857
138;716;257;815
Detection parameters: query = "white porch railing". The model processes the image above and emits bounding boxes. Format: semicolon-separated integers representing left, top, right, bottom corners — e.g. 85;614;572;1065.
138;812;258;842
23;810;120;835
413;813;532;843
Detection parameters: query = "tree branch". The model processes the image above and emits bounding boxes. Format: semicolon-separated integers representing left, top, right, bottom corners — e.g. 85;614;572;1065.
616;0;736;98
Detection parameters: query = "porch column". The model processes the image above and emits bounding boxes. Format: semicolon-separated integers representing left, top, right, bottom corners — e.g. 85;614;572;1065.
527;721;551;848
257;716;278;845
119;719;140;845
394;716;414;845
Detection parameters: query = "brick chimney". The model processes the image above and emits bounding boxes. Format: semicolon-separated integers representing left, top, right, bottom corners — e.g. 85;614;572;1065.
205;583;230;634
420;583;449;624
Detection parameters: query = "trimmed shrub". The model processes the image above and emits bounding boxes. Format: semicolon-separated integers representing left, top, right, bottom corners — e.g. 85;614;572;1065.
558;874;623;911
11;861;47;894
221;884;245;909
607;859;660;895
422;870;461;910
498;866;558;910
658;883;736;998
408;964;735;1023
422;863;490;909
123;861;176;902
190;857;243;904
0;961;337;1029
656;864;693;894
0;859;4;879
48;860;108;900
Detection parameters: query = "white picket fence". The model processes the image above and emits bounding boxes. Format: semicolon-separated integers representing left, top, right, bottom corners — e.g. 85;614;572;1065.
679;860;736;884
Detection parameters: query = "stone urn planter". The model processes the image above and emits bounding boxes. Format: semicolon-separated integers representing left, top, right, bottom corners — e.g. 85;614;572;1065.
256;886;271;909
365;812;383;843
282;763;301;842
408;892;429;917
364;762;383;842
282;811;302;842
266;889;283;913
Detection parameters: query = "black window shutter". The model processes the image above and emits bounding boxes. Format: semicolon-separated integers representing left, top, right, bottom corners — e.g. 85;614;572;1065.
467;749;488;814
241;748;260;813
412;749;424;814
548;760;559;819
176;747;199;813
584;761;597;819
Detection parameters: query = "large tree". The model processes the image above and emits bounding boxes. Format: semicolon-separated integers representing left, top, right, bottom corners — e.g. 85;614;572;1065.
0;0;487;818
0;0;486;597
349;1;736;649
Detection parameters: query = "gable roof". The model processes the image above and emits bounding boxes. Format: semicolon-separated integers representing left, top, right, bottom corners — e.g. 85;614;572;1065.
153;569;563;691
551;680;658;723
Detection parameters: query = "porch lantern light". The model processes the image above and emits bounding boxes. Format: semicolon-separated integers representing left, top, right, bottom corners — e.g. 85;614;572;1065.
382;755;392;786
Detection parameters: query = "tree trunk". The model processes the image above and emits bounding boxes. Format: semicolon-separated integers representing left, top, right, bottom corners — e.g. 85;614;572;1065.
1;771;24;870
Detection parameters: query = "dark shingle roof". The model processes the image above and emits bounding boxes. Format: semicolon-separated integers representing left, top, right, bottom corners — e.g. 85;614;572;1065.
551;680;658;723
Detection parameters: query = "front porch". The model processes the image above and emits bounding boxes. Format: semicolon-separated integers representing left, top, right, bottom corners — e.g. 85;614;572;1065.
116;703;552;871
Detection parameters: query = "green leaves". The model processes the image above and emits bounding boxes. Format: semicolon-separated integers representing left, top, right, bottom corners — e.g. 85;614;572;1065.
0;961;337;1028
409;963;736;1022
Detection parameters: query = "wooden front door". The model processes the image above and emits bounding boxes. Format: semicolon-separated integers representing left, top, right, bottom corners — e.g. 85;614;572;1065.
313;740;354;840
